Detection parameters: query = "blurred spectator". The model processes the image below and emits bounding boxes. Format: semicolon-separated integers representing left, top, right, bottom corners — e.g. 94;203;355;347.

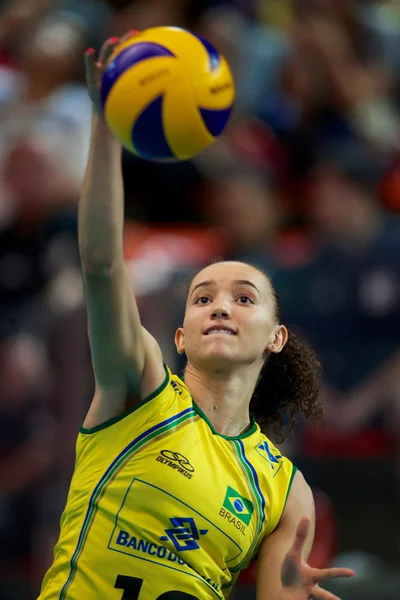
0;0;50;68
0;0;112;337
284;0;400;154
273;153;400;560
0;139;80;340
0;0;112;212
199;164;283;266
277;153;400;430
358;0;400;87
0;335;55;598
109;0;187;34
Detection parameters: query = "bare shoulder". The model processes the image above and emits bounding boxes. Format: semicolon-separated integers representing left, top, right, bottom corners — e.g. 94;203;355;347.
283;470;315;522
277;469;315;561
140;326;167;399
82;326;166;430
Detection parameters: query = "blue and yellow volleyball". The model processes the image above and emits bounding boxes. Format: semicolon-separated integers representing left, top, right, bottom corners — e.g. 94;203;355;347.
100;26;235;161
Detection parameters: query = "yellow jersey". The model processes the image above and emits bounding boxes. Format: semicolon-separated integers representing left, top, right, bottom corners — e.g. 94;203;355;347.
38;366;296;600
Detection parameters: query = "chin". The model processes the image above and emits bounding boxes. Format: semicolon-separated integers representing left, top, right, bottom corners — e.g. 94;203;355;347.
197;349;244;371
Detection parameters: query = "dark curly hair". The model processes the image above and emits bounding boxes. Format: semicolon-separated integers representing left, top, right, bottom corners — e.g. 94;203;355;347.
185;261;323;441
251;275;323;441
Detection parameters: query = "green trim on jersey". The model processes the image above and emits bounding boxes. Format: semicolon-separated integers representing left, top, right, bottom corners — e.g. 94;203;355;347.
283;465;298;511
80;363;170;434
59;408;195;600
267;464;298;537
191;400;257;440
229;440;265;573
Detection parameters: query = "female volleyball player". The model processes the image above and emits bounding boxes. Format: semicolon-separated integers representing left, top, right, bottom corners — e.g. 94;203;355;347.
38;36;355;600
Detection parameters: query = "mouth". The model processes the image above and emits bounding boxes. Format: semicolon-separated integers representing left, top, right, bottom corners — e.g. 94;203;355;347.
204;326;237;336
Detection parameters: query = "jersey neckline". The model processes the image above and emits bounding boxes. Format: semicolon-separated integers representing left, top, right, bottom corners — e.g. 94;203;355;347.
178;372;258;440
191;399;258;440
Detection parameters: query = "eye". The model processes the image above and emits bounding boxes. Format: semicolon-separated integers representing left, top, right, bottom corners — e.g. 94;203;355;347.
195;296;211;305
237;295;254;304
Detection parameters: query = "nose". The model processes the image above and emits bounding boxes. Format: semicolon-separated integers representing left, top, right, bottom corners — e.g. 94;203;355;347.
211;306;231;319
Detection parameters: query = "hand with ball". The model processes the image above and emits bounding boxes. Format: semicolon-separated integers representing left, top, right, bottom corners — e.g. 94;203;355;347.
85;27;235;162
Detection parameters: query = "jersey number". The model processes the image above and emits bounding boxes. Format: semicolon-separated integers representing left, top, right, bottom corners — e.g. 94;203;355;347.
115;575;198;600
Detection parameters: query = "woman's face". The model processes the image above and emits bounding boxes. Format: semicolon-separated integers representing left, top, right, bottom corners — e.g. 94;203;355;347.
175;261;286;371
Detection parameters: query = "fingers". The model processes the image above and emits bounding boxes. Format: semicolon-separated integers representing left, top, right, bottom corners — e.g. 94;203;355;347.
84;48;98;105
120;29;140;44
312;567;356;582
281;518;311;587
84;36;120;111
84;48;96;79
84;31;138;112
291;517;311;556
98;36;120;67
311;584;342;600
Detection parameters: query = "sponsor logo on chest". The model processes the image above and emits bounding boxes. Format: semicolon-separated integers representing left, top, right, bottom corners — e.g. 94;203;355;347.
156;449;194;479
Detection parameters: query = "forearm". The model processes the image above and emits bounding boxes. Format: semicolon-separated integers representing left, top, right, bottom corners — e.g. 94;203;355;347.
257;532;294;600
258;569;282;600
78;112;125;271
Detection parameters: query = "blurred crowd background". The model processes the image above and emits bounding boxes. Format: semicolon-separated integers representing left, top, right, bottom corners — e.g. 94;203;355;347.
1;0;400;598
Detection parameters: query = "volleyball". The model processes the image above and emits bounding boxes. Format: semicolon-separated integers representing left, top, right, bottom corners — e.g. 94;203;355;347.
100;26;235;161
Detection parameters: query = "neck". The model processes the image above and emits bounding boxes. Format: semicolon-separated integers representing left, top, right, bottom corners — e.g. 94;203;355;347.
183;361;261;436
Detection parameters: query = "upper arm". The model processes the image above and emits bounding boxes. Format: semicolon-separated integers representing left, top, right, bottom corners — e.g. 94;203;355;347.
256;470;315;600
82;260;166;428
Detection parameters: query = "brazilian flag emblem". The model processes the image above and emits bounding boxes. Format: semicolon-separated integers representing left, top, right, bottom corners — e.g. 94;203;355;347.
222;486;254;525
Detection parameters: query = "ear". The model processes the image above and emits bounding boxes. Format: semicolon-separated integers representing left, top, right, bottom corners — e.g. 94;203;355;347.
175;327;185;355
266;325;288;354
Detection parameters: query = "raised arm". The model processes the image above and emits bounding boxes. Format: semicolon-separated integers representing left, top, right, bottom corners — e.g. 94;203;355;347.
80;37;165;430
256;471;355;600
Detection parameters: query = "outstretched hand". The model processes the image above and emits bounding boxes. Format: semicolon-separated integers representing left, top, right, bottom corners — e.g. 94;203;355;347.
280;518;355;600
84;31;138;116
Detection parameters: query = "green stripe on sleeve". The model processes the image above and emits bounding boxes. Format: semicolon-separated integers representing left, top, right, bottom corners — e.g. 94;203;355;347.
283;465;298;512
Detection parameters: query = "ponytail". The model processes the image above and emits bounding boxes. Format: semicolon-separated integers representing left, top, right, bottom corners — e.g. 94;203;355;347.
250;329;323;441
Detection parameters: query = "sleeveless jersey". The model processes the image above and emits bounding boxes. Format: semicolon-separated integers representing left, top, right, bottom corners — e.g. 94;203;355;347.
38;366;296;600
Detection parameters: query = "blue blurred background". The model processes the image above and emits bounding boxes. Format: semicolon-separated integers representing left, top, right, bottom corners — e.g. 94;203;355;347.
1;1;400;598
